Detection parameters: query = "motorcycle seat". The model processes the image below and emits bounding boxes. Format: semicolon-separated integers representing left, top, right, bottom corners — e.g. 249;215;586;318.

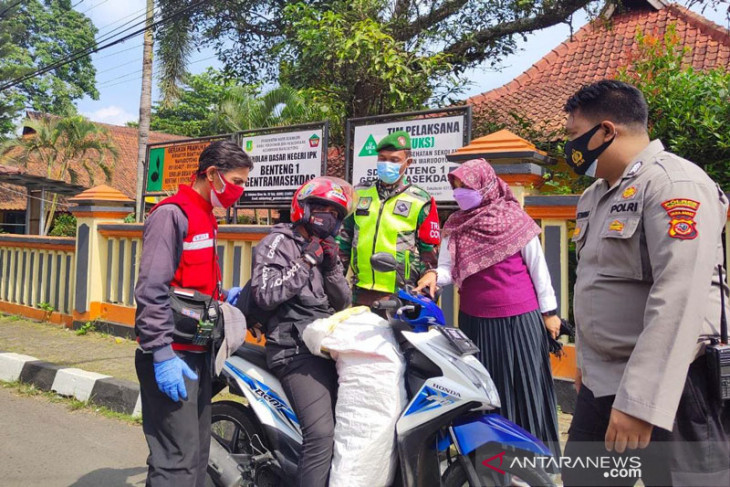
233;342;269;371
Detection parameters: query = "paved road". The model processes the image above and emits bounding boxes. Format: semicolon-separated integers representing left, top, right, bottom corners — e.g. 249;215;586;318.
0;387;148;486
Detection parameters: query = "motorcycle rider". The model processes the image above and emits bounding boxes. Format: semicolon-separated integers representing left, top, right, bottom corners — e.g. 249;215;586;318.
250;176;354;486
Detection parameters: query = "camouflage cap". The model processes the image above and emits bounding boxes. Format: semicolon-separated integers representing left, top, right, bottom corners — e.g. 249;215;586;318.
376;130;411;152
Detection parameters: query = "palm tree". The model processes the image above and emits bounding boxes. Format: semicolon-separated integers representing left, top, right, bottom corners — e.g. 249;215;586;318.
1;114;119;235
213;85;320;132
135;0;155;221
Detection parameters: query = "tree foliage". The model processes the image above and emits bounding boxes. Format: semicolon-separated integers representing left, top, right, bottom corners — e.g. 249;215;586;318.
1;114;119;235
159;0;596;120
0;0;98;138
150;69;322;137
213;84;324;133
149;68;237;137
618;24;730;189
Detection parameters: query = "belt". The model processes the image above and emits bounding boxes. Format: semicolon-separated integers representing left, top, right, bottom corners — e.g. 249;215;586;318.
136;337;208;353
172;342;208;353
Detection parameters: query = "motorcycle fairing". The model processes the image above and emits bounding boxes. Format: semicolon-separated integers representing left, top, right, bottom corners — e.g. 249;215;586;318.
451;413;553;457
226;361;301;437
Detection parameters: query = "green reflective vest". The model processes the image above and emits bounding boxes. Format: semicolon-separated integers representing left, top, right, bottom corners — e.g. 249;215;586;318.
352;184;430;293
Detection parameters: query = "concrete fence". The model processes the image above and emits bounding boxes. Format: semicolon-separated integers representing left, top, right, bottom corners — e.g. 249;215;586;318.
0;234;76;321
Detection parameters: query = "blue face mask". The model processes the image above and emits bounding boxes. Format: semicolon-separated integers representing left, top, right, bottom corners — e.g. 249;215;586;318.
377;162;402;185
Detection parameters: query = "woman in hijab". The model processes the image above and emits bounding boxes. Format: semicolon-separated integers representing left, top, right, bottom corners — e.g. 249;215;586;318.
416;158;560;455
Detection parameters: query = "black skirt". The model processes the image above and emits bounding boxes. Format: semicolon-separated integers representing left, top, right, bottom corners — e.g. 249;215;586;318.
459;309;561;457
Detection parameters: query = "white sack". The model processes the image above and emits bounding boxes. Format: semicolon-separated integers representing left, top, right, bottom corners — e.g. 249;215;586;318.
303;307;407;487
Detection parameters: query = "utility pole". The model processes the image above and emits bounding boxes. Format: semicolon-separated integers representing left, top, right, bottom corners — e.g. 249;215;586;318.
135;0;154;221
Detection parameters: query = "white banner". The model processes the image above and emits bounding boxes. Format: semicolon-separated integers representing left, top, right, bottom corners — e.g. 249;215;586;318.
351;115;466;201
239;128;324;205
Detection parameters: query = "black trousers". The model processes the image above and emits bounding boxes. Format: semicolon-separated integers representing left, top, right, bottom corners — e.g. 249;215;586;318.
563;356;730;487
273;353;338;487
135;349;212;487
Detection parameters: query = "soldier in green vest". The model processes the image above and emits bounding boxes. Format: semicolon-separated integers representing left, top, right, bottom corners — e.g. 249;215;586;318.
337;130;441;306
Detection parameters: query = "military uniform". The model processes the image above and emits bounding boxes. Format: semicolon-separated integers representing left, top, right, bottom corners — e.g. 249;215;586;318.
337;131;440;306
564;140;730;486
338;179;439;305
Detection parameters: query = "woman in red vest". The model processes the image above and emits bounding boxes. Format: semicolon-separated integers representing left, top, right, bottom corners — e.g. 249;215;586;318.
134;140;252;487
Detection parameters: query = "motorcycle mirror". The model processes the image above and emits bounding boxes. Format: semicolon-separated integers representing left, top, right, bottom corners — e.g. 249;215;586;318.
370;252;397;273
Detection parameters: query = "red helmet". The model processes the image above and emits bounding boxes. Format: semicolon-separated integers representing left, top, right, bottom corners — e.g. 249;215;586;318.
291;176;357;223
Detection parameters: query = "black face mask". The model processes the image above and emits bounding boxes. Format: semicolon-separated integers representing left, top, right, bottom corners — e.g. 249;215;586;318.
564;123;615;176
307;211;340;238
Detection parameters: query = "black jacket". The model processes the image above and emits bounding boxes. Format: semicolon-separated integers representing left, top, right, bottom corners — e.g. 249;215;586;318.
251;224;351;368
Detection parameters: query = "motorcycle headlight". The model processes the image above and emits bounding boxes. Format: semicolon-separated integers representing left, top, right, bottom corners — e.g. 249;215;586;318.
448;354;501;409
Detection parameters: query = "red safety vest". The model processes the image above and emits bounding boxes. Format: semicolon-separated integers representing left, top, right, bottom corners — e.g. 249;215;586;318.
150;184;221;299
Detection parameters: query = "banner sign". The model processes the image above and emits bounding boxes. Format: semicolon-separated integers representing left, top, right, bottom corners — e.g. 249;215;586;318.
145;136;230;195
347;108;471;203
236;123;327;207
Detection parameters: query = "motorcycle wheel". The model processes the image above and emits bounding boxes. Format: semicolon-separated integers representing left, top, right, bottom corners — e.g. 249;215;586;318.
442;452;555;487
208;400;280;487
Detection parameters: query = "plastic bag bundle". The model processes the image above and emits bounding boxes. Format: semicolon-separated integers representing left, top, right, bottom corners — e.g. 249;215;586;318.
303;307;407;487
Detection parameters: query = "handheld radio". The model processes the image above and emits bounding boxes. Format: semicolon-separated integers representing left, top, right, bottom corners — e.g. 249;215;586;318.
706;263;730;402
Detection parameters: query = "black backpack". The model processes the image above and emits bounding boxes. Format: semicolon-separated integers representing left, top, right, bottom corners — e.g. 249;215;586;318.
235;280;274;333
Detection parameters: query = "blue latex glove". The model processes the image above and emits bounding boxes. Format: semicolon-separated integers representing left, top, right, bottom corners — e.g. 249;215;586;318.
153;356;198;402
226;286;242;306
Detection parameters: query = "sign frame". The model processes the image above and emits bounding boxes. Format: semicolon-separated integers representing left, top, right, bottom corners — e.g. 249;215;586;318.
344;106;471;206
143;134;235;198
233;121;329;209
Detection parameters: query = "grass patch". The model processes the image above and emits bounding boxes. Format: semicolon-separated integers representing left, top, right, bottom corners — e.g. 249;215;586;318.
1;380;142;426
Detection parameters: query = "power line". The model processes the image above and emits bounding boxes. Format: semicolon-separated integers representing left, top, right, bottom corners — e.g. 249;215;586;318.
0;0;210;93
93;44;141;61
94;58;149;79
93;5;159;42
96;64;160;87
91;6;162;51
96;54;218;88
80;0;113;16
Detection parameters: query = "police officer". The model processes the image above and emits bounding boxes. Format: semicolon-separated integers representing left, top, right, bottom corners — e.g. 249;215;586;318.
134;140;252;486
338;130;441;306
562;80;730;486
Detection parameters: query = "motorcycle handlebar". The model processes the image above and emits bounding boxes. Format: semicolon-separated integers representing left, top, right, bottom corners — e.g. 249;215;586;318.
372;299;401;310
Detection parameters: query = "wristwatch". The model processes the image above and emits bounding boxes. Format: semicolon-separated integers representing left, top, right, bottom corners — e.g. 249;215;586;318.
542;309;558;317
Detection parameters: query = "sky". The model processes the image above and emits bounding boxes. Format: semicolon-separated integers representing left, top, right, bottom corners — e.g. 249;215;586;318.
75;1;730;127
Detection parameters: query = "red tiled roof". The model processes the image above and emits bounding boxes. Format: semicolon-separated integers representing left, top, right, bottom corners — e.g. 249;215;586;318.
468;3;730;135
0;114;182;211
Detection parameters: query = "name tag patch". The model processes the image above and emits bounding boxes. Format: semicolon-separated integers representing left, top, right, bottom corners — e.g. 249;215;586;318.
610;202;639;214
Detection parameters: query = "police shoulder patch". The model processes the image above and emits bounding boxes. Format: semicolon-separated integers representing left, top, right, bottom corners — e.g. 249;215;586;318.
661;198;700;240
